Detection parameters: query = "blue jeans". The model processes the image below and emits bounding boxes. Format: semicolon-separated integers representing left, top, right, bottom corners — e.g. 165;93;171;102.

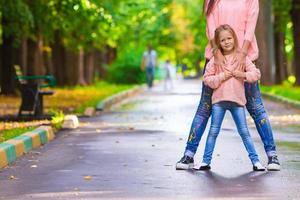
146;67;154;88
184;60;277;158
202;102;260;165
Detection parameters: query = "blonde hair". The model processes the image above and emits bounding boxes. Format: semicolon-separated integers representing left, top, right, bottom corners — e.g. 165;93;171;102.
214;24;239;54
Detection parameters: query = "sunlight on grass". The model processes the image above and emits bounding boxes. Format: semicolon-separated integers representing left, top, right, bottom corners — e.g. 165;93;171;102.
260;84;300;102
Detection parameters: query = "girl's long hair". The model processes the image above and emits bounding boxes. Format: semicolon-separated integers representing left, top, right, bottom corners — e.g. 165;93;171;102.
203;0;216;16
214;24;239;54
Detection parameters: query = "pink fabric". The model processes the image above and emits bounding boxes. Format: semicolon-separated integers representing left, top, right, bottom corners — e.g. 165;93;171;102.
204;0;259;61
203;55;261;106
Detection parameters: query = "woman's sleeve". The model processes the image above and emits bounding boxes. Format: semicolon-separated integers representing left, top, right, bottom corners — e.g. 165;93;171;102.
245;57;261;83
244;0;259;42
203;59;225;89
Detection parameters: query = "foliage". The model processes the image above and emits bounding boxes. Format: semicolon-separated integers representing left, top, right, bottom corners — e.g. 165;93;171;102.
50;109;65;129
106;47;145;84
0;0;33;45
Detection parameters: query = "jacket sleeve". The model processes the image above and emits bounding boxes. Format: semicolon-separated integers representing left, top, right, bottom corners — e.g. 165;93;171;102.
244;0;259;42
244;57;261;83
203;59;225;89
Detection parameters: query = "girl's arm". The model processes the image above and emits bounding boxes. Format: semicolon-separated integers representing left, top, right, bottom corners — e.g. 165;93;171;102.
203;59;229;89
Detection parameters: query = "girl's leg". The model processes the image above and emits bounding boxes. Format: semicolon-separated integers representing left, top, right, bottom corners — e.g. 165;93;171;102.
183;60;213;158
245;81;277;157
202;104;226;165
230;105;259;165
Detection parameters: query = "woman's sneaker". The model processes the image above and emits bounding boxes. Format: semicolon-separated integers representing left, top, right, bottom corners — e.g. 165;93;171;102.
253;162;265;171
267;155;281;171
199;162;211;171
176;155;194;170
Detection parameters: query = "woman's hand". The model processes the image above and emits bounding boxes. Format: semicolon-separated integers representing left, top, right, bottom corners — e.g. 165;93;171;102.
234;51;247;71
214;49;226;71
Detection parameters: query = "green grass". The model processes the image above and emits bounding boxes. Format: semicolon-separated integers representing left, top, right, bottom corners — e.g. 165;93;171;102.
47;81;135;114
0;127;36;143
276;141;300;151
260;84;300;102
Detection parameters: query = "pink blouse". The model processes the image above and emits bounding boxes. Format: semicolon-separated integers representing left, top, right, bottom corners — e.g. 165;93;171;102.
203;55;261;106
205;0;259;61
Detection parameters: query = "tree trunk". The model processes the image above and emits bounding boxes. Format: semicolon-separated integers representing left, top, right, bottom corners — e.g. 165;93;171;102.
27;34;45;76
51;32;66;86
0;35;17;95
256;0;276;85
274;31;288;84
291;0;300;85
64;50;80;86
84;51;95;85
77;48;86;85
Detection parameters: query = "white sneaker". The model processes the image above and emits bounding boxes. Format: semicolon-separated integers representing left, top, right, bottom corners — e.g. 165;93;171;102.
253;162;265;171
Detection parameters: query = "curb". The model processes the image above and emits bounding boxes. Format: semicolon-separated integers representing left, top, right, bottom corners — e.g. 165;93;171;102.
96;85;145;111
0;126;55;169
261;92;300;109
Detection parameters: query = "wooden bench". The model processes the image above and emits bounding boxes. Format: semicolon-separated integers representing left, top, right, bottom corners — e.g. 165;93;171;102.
14;65;56;118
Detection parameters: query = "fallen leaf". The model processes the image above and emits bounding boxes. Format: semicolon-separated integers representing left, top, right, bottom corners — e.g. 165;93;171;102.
9;175;17;180
30;165;38;168
84;176;92;181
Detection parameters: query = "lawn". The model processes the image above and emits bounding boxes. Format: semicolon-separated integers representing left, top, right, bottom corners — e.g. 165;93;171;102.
0;81;136;142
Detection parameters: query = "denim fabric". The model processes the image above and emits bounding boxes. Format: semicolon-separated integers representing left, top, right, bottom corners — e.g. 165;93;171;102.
146;67;154;88
202;102;260;165
245;82;277;157
184;59;277;158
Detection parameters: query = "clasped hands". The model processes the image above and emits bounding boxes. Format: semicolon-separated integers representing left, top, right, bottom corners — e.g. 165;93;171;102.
214;50;246;81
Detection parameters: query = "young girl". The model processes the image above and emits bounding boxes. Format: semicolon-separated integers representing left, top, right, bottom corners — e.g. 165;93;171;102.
199;24;265;171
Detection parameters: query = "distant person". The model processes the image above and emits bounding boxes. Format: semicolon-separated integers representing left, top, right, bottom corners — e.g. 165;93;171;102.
176;0;280;171
199;24;264;171
163;59;174;91
141;45;157;88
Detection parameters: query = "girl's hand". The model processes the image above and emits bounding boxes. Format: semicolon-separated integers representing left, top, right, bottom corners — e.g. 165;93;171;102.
224;70;233;80
233;70;246;79
234;51;247;71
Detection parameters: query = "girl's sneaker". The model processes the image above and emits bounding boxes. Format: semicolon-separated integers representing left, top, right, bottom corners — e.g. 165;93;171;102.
199;162;211;171
253;162;265;171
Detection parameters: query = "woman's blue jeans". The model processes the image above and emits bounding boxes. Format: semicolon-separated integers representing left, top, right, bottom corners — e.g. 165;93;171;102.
202;102;259;165
184;60;277;158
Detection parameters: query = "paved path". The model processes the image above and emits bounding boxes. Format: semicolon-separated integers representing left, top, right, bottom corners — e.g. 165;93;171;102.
0;79;300;200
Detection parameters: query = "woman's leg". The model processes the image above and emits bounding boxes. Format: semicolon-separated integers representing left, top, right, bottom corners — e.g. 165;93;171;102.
202;104;226;165
184;60;213;157
230;105;260;165
176;60;212;169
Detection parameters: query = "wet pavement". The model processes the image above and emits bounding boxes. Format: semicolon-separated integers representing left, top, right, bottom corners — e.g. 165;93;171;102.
0;79;300;200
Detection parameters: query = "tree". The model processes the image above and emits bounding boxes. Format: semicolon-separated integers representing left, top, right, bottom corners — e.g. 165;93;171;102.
256;0;276;85
291;0;300;85
0;0;33;95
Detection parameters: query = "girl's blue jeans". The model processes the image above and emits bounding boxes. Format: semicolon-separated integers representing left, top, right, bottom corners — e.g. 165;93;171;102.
184;60;277;158
202;102;259;165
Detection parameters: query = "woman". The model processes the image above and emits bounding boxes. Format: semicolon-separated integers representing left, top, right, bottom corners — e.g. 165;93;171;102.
176;0;280;171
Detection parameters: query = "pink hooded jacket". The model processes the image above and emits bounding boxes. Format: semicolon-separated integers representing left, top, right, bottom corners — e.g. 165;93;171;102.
203;55;261;106
205;0;259;61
